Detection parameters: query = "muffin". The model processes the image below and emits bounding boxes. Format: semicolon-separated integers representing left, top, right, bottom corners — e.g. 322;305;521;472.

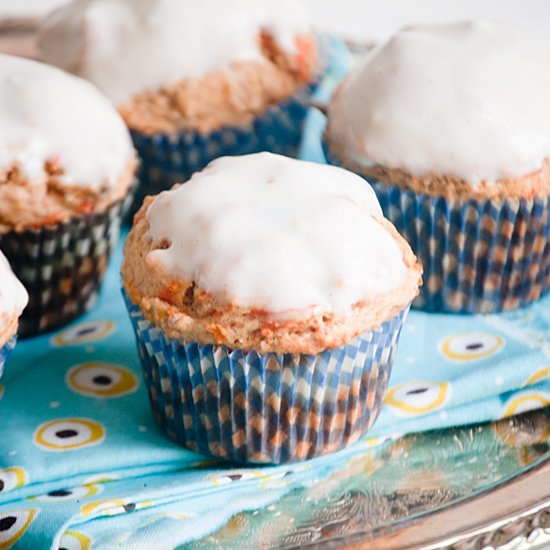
39;0;320;213
122;152;421;464
0;54;136;336
324;20;550;313
0;252;28;377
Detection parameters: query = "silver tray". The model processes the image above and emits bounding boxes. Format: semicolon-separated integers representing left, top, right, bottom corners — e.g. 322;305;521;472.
188;409;550;549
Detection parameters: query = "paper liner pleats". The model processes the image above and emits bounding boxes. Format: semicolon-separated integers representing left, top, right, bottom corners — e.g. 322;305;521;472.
124;291;408;464
0;191;134;337
323;138;550;313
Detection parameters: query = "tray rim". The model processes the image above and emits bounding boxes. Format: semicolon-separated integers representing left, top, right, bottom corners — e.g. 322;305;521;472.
321;455;550;549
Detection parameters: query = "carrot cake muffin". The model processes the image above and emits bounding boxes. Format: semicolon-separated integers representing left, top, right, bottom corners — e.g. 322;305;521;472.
39;0;320;209
0;251;28;377
324;20;550;313
0;54;136;336
122;152;421;463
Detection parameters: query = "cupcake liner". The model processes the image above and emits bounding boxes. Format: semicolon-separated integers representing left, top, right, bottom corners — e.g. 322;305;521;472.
0;337;17;379
129;81;318;215
0;190;134;337
323;138;550;313
123;291;409;464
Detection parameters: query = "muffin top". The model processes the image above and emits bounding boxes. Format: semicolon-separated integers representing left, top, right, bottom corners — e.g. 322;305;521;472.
0;54;133;190
327;20;550;188
122;153;421;354
0;251;28;341
39;0;313;106
0;54;135;231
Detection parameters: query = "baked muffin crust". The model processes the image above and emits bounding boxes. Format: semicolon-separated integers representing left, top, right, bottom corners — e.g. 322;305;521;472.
123;202;420;354
326;21;550;195
123;154;422;354
0;157;137;233
119;33;318;135
326;131;550;202
0;54;136;231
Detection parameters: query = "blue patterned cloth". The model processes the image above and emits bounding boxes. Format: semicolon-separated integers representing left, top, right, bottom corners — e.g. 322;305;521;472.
0;38;549;549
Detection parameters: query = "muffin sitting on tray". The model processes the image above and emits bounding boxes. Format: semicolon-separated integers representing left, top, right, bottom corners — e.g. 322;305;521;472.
0;252;27;377
39;0;320;211
0;54;136;336
324;20;550;313
122;153;422;464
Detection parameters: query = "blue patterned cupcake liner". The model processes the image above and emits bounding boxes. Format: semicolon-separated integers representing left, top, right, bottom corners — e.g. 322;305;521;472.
0;185;135;337
129;81;318;216
0;337;17;379
123;291;409;464
323;138;550;314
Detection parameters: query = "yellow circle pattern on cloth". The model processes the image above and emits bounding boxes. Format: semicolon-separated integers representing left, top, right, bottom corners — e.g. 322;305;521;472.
51;321;116;347
439;333;504;362
66;362;139;398
58;530;92;550
33;419;105;452
29;483;102;503
80;499;154;517
501;392;550;418
524;367;550;387
384;381;451;416
80;499;127;518
0;467;27;494
0;509;37;549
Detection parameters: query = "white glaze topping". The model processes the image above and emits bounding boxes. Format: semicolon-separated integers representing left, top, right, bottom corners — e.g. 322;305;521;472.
39;0;312;105
0;54;133;189
0;252;27;320
146;153;408;317
328;20;550;184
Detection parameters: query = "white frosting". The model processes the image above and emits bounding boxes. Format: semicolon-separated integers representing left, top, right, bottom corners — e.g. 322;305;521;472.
0;252;27;320
0;54;133;189
39;0;312;105
145;153;408;316
328;20;550;184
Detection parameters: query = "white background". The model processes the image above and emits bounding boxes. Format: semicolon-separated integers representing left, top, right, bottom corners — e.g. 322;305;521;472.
304;0;550;41
1;0;549;42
